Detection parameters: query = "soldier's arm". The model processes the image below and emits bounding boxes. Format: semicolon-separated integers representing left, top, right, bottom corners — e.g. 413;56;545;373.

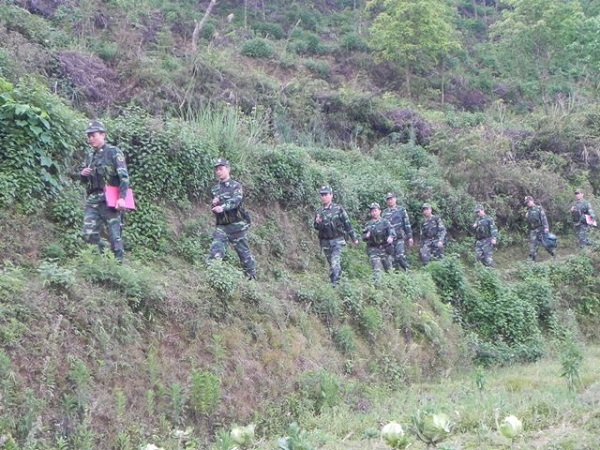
587;202;596;219
387;221;397;240
540;208;549;230
112;147;130;198
220;183;244;211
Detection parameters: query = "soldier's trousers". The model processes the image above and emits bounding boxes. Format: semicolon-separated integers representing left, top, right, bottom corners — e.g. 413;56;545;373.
368;245;391;281
320;237;346;285
475;237;495;267
575;224;594;248
83;200;124;261
420;239;444;265
388;238;410;270
528;228;554;261
210;223;256;278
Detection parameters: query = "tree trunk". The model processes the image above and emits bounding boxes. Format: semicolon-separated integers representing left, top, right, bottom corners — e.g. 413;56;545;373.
191;0;218;52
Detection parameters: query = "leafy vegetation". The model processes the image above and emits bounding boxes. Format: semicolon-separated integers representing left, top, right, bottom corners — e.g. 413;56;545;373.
1;0;600;448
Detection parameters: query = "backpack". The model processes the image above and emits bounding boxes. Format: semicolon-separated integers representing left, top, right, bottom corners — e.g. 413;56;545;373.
541;232;558;250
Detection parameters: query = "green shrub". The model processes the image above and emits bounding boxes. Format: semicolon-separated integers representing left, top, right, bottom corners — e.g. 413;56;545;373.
333;324;357;354
0;77;81;212
298;370;342;415
304;59;330;79
288;30;326;55
189;369;221;417
252;22;285;40
241;38;275;59
339;32;369;52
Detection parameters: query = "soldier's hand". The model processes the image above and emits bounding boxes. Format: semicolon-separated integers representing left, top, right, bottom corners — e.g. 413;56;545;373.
211;196;220;206
212;205;224;214
492;238;497;246
315;214;322;223
437;240;444;248
407;238;414;247
386;236;394;244
544;227;549;233
81;167;92;176
116;198;126;210
365;231;371;238
352;239;359;246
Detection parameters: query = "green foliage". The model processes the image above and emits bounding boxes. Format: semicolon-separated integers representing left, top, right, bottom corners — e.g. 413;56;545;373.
298;370;342;415
251;146;320;206
287;29;327;55
252;22;285;40
190;369;222;417
304;59;330;79
560;338;582;392
241;38;276;59
0;77;81;212
38;259;77;292
332;324;356;354
296;284;341;327
206;259;243;297
339;32;369;52
278;422;314;450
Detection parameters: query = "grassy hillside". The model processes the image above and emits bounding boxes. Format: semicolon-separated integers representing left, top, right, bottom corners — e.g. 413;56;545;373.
2;0;600;449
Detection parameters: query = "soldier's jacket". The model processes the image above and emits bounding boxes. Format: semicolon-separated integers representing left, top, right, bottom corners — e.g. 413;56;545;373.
80;144;129;201
571;199;595;225
314;203;358;242
526;205;549;230
473;215;498;241
362;218;396;247
420;215;446;242
211;179;250;226
382;206;413;240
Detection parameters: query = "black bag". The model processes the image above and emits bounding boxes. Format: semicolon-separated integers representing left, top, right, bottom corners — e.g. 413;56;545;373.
541;232;558;250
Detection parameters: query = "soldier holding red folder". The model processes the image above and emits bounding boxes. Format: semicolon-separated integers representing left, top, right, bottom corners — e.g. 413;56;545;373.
80;120;130;263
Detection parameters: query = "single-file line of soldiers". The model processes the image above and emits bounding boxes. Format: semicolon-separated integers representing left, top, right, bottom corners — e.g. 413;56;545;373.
78;121;596;283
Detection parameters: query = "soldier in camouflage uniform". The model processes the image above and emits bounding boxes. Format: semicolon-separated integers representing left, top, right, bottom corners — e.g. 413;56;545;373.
419;203;446;265
472;204;498;267
209;158;257;280
313;186;359;285
570;189;596;248
382;192;413;271
80;120;129;263
524;195;555;261
363;203;396;281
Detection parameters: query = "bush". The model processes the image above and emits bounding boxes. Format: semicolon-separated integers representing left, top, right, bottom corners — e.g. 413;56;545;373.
304;59;330;79
241;38;275;59
339;32;369;52
252;22;285;40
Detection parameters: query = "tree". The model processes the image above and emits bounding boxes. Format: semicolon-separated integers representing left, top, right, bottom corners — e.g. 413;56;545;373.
490;0;585;106
367;0;461;97
191;0;218;52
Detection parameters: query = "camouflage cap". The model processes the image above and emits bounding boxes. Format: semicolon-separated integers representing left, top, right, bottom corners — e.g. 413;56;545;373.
319;185;333;195
369;202;381;210
575;189;583;194
385;192;397;200
422;203;432;210
85;120;106;134
524;195;534;203
474;204;484;212
213;157;230;168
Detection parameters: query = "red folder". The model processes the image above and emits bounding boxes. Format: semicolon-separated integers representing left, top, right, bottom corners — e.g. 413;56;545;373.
104;185;136;210
585;214;597;227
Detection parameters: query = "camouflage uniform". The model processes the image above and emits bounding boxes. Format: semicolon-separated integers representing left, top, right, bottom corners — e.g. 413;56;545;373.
420;214;446;265
382;204;413;270
314;203;358;285
80;142;129;262
525;203;554;261
209;178;256;279
473;213;498;267
362;216;396;281
571;198;596;248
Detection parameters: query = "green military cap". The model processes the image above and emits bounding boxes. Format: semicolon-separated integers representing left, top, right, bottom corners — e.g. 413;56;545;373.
385;192;396;199
422;203;432;209
575;189;583;194
319;185;333;194
474;204;484;212
214;157;230;167
369;202;381;210
85;120;106;134
524;195;533;203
